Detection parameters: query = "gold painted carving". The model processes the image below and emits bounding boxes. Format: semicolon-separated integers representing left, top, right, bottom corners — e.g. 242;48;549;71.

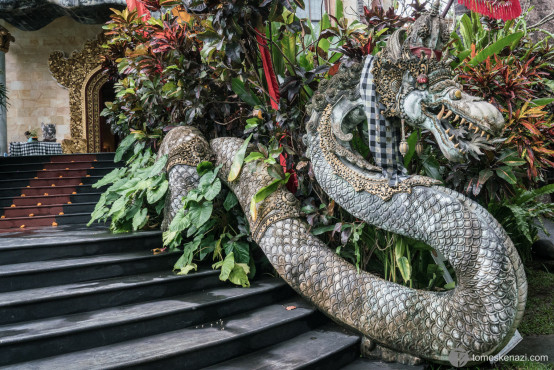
48;34;106;151
318;105;439;201
82;66;109;153
166;135;215;172
251;190;302;243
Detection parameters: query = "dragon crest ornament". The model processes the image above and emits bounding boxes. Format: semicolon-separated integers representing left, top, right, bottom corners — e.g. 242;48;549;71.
158;1;526;365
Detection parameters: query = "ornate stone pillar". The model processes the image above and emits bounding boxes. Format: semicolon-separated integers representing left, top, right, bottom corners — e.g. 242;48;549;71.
0;24;14;155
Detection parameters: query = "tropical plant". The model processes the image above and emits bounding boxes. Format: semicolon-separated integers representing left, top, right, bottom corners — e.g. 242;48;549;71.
488;183;554;261
163;161;257;286
88;135;168;233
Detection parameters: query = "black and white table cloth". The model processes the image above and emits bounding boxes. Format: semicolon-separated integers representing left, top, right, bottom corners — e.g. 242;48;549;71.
9;142;63;156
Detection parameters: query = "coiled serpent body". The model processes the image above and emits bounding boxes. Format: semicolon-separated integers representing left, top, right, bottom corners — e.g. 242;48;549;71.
158;125;526;364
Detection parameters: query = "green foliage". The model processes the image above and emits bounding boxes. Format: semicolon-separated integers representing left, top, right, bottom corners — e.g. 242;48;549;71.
88;137;168;233
163;163;256;286
488;184;554;261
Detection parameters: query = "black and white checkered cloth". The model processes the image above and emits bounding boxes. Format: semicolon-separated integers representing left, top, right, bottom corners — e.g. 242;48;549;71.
359;55;407;186
9;142;63;156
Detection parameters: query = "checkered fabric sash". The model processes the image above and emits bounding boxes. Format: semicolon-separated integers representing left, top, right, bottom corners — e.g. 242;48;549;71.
9;142;63;156
359;55;407;185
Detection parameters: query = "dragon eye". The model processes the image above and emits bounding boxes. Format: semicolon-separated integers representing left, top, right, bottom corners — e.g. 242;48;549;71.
450;90;462;100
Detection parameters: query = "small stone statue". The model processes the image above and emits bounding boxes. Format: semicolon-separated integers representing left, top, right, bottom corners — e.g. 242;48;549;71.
41;123;56;142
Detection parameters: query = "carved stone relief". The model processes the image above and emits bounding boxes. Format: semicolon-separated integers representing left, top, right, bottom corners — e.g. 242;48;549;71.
48;34;106;152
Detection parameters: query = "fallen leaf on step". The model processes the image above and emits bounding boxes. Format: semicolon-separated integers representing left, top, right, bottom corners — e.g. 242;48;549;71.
285;306;297;311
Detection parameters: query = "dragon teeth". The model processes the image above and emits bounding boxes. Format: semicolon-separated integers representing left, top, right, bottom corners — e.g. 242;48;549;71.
487;134;491;140
444;110;453;119
449;135;454;140
474;126;480;133
468;122;474;129
454;143;460;148
481;131;485;137
460;118;466;125
453;115;460;122
437;105;445;120
445;128;451;134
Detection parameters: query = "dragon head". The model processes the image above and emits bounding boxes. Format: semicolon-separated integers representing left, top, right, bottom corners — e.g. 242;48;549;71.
373;4;505;162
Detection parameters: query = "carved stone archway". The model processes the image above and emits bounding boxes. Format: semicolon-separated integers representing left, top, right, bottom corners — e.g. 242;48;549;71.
48;35;106;152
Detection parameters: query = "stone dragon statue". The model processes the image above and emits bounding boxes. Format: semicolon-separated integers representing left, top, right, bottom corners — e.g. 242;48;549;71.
158;3;527;365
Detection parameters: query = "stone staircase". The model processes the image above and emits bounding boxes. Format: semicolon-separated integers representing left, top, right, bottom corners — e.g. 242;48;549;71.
0;154;416;369
0;153;117;231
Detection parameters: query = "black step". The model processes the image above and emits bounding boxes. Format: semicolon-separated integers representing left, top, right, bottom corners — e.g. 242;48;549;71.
0;269;222;325
0;279;293;366
0;251;179;293
0;192;101;208
0;153;115;166
0;176;104;190
7;298;322;370
204;323;361;370
0;167;119;180
0;160;117;173
0;184;105;198
0;230;162;265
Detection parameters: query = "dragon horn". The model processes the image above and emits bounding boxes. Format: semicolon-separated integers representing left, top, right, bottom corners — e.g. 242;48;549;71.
431;0;440;16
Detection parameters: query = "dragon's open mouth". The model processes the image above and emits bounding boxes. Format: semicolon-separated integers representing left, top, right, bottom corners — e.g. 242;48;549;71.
422;101;502;158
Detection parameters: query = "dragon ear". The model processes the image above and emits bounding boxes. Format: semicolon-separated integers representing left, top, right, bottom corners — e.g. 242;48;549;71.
385;29;405;62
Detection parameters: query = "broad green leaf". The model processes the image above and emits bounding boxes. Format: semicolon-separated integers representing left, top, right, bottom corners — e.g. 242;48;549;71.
93;167;125;188
217;252;235;281
530;98;554;106
108;195;127;217
203;178;221;201
197;161;214;176
231;78;261;107
444;281;456;290
176;263;198;275
468;32;524;66
244;152;265;163
148;156;167;177
223;191;238;211
189;201;213;229
496;166;517;184
132;208;148;230
232;241;250;264
228;134;252;182
228;263;250;287
312;225;336;235
114;134;136;162
397;256;412;283
146;180;168;204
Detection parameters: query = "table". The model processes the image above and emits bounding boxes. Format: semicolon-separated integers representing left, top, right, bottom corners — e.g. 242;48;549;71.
9;142;63;156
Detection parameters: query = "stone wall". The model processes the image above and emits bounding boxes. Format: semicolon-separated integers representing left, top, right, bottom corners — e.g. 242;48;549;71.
0;17;102;143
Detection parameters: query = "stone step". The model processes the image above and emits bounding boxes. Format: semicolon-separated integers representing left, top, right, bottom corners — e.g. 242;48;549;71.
0;201;95;218
204;322;361;370
0;269;221;326
0;250;179;293
0;279;293;366
0;166;118;180
0;153;115;166
0;212;94;230
0;184;104;197
0;160;115;173
0;192;101;208
0;175;104;190
0;229;162;265
6;298;323;370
